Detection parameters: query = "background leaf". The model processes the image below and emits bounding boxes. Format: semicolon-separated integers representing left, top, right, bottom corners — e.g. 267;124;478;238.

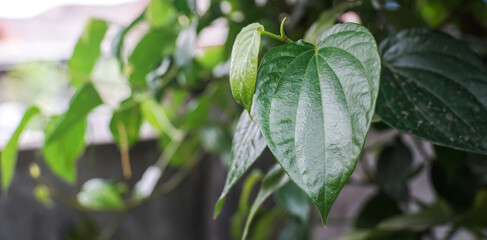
376;28;487;154
127;29;178;87
254;23;380;225
303;1;361;44
1;106;40;192
242;165;289;240
45;83;103;144
77;178;126;211
43;118;87;183
214;110;267;218
68;19;108;88
109;98;143;147
376;139;413;202
229;23;263;114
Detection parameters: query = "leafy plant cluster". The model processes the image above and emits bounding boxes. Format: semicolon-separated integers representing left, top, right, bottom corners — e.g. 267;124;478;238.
1;0;487;239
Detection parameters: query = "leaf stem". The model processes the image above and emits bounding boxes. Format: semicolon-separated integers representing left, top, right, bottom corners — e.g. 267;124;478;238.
259;28;294;44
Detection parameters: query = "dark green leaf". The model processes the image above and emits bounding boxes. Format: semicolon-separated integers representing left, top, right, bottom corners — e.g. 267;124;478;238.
376;29;487;155
127;29;178;87
1;106;40;192
461;190;487;227
274;181;310;223
68;19;108;88
43;117;87;183
376;139;412;202
109;98;143;147
77;178;126;211
45;83;103;144
214;110;267;218
230;23;263;114
242;165;289;240
431;145;475;210
254;23;380;225
378;201;454;231
355;192;402;229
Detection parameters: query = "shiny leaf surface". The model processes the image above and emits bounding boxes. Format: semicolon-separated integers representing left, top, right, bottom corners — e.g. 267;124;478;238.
254;23;380;224
230;23;264;114
376;28;487;154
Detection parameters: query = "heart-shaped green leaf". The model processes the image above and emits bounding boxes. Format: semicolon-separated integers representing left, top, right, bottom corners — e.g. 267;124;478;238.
214;109;267;218
253;23;380;224
230;23;264;114
376;29;487;154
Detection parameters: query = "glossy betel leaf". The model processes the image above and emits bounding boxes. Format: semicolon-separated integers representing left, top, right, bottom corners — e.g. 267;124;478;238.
109;98;142;147
242;165;289;240
43;117;87;183
229;23;264;114
1;106;40;192
253;23;380;225
45;83;103;144
68;19;108;88
376;28;487;155
214;110;267;218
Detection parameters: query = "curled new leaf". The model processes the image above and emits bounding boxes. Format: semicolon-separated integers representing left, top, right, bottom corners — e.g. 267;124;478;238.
230;23;264;114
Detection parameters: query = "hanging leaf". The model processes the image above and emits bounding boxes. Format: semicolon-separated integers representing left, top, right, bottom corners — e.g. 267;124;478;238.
1;106;40;192
68;19;108;88
253;23;380;225
43;117;87;183
242;165;289;240
45;83;103;144
376;28;487;155
127;29;178;87
214;110;267;218
230;23;264;114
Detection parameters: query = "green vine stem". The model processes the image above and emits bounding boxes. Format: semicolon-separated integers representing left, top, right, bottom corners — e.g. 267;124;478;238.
259;17;294;44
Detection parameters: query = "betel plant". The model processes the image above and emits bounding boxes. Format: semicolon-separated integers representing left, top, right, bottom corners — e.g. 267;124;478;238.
215;6;487;240
1;0;487;239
